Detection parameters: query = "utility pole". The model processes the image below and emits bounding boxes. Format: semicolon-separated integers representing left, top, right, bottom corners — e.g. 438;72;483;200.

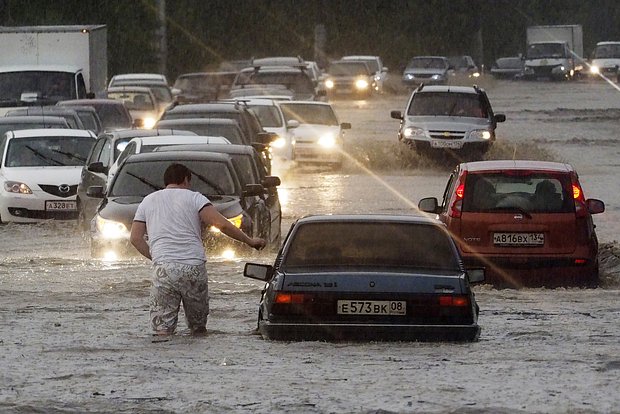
156;0;167;76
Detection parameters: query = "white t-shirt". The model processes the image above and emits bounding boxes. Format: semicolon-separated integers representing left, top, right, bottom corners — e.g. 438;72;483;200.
134;188;211;265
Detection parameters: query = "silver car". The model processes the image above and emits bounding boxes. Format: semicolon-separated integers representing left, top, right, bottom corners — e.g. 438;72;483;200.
390;84;506;156
402;56;453;87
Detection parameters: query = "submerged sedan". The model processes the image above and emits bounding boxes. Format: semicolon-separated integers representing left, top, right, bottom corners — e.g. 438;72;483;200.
244;214;484;342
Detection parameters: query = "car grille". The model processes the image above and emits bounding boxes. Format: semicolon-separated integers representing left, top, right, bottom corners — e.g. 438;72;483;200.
532;65;559;76
428;130;466;140
39;184;78;198
8;207;78;220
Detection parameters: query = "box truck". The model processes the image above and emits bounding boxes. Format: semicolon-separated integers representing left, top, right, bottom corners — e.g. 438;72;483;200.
523;25;583;80
0;25;107;114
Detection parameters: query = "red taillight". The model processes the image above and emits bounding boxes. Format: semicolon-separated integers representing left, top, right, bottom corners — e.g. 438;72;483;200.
571;175;588;217
455;183;465;199
449;172;467;218
572;184;581;200
574;259;587;265
439;295;470;307
274;292;305;304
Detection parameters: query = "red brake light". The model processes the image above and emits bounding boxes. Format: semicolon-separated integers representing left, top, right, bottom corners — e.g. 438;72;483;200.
449;171;467;218
455;183;465;199
275;292;306;304
572;184;582;201
439;295;470;307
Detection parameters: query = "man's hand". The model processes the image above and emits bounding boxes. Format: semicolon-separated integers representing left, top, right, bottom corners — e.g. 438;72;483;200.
249;237;267;250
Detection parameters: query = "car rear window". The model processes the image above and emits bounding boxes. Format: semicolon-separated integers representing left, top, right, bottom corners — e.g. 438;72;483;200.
409;92;487;118
282;222;460;271
463;172;574;213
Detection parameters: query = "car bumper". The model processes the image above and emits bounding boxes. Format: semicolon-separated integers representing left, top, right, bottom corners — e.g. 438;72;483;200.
293;143;343;164
403;139;492;152
259;321;480;342
402;77;447;86
0;194;78;223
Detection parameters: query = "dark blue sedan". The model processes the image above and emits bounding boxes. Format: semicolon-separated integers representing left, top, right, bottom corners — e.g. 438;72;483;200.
244;214;484;342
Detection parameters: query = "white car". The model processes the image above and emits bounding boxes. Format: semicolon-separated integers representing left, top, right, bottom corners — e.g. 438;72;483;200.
279;101;351;167
107;134;231;184
241;98;297;160
0;128;96;223
108;73;168;88
341;55;388;93
106;85;161;129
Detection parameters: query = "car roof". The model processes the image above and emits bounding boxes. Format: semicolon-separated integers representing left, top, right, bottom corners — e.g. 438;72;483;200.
460;160;573;173
111;73;167;82
296;214;445;226
0;115;68;124
157;118;240;126
415;85;481;94
165;102;244;113
8;106;79;115
410;55;448;60
156;143;256;155
280;100;332;107
101;128;198;139
176;71;237;78
127;135;230;146
58;99;126;106
126;150;232;163
7;128;95;138
233;98;278;106
0;65;81;73
240;66;308;74
341;55;380;61
107;86;156;94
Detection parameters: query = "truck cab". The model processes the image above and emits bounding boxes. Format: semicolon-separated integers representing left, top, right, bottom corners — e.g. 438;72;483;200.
0;65;88;116
523;41;575;80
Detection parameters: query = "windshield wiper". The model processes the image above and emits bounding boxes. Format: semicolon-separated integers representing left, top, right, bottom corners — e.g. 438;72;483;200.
125;171;162;192
24;145;63;166
186;167;227;195
50;149;86;163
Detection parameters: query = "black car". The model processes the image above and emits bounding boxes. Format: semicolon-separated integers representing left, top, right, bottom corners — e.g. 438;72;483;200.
5;106;85;129
155;118;247;145
86;151;272;259
244;214;484;342
57;99;134;131
156;143;282;248
0;115;69;136
76;128;198;231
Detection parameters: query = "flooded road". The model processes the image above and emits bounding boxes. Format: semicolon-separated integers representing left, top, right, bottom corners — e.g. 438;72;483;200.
1;79;619;413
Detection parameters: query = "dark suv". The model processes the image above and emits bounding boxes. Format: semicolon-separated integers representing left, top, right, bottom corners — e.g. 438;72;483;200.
391;84;506;156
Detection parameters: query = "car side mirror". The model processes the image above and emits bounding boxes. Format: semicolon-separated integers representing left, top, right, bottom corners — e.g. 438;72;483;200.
243;183;265;197
494;113;506;123
262;176;281;188
244;262;274;281
466;268;485;284
390;110;403;120
86;185;105;198
286;120;300;129
340;122;351;130
418;197;439;213
586;198;605;214
87;161;108;174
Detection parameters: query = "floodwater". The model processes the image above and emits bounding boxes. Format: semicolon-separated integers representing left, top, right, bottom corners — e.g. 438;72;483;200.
0;79;619;413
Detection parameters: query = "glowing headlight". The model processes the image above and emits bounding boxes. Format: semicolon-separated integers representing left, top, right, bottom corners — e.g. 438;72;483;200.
210;213;243;233
590;65;600;74
431;74;441;80
403;126;426;138
325;79;335;89
470;130;492;140
374;75;381;81
472;72;480;78
142;117;157;129
271;136;286;148
318;133;337;148
355;79;369;90
96;215;129;239
405;74;414;80
4;181;33;194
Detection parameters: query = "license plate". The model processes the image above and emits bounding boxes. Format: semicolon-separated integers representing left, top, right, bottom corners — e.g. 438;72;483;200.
431;140;463;149
45;200;77;211
493;232;544;246
337;300;406;315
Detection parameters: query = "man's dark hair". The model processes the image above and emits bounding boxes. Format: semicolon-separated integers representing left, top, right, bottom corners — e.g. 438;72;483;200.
164;163;191;185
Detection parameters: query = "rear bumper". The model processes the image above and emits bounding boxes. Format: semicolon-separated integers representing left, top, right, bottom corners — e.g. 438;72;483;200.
259;321;480;342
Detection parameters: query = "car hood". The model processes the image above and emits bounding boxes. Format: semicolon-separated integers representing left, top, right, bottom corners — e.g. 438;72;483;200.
2;166;82;186
403;68;447;75
291;124;340;139
405;116;492;130
97;194;242;228
276;270;467;294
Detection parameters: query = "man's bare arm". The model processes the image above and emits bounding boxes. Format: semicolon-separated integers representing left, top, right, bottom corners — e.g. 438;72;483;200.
130;221;152;260
199;204;266;250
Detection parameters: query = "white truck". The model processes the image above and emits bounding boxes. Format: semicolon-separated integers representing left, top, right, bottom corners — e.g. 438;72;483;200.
588;41;620;79
523;25;583;80
0;25;107;114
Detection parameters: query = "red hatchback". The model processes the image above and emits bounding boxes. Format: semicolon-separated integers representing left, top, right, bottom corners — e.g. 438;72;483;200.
418;160;605;288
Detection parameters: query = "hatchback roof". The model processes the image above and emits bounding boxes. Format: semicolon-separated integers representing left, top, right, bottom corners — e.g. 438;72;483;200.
297;214;444;225
0;115;68;124
126;150;232;163
127;135;230;146
7;128;95;138
157;143;256;155
158;118;240;125
100;128;198;139
460;160;573;173
415;85;481;94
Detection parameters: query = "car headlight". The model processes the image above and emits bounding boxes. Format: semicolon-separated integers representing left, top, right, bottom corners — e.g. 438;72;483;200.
405;74;414;80
469;130;492;140
210;213;244;233
4;181;33;194
374;75;381;81
325;79;335;89
271;136;286;148
318;133;337;148
403;126;426;138
95;215;129;239
590;65;600;74
471;72;480;78
142;117;157;129
355;79;369;90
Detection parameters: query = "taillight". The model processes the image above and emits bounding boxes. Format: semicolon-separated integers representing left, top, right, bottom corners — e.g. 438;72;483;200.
449;171;467;218
571;175;588;217
275;292;306;304
439;295;470;307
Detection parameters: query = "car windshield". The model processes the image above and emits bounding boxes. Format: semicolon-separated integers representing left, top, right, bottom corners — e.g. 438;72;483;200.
406;58;447;69
527;43;565;59
76;112;100;133
110;159;236;197
593;44;620;59
280;103;338;125
5;136;93;167
248;105;283;128
282;222;460;271
0;71;75;102
157;121;244;144
352;59;380;73
108;91;156;111
409;92;487;118
463;172;574;213
496;57;523;69
328;61;371;76
235;72;314;94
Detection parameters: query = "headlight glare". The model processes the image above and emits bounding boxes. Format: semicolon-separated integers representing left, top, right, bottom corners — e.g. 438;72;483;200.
318;133;337;148
355;79;369;89
325;79;334;89
272;136;286;148
590;65;600;74
4;181;33;194
403;127;426;138
470;129;492;140
142;117;157;129
96;215;129;239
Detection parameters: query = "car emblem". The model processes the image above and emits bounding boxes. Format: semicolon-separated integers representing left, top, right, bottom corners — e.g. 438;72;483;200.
369;281;375;288
443;131;451;137
58;184;70;194
514;214;523;220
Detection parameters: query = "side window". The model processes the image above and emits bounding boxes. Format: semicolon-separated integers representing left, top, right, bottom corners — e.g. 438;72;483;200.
0;135;7;166
440;170;458;211
76;73;87;98
87;138;106;165
99;139;112;167
117;142;136;166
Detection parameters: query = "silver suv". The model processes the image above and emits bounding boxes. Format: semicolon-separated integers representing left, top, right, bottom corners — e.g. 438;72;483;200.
390;84;506;155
